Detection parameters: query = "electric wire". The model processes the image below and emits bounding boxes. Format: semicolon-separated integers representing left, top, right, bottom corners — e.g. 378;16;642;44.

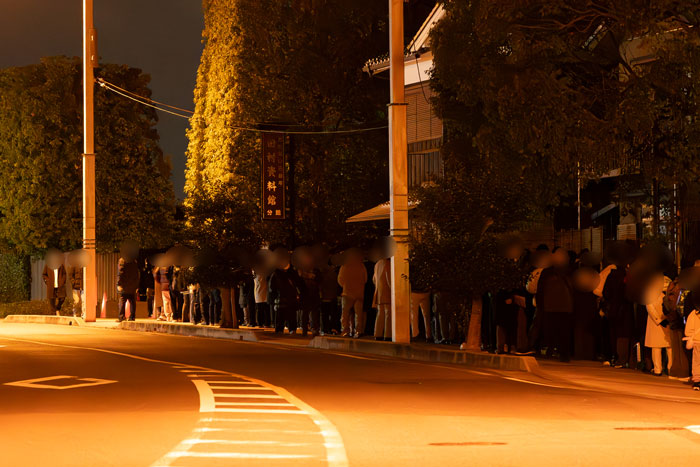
97;78;194;114
98;80;388;134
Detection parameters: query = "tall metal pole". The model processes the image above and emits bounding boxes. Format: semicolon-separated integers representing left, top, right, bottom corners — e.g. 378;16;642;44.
389;0;410;343
83;0;98;321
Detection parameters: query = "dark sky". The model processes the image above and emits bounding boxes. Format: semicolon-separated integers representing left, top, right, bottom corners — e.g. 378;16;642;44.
0;0;204;200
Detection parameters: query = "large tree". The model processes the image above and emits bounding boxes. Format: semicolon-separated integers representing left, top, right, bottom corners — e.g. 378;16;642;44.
0;56;176;254
413;0;700;345
185;0;390;250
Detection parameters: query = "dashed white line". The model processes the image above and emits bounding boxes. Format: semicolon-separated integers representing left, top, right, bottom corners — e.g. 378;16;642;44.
212;408;309;414
214;393;284;399
181;439;312;446
164;451;315;460
215;402;296;407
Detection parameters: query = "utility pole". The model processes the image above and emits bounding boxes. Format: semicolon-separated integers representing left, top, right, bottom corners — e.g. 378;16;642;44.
83;0;98;321
389;0;410;343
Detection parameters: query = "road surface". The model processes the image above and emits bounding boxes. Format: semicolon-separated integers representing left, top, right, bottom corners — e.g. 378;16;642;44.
1;322;699;466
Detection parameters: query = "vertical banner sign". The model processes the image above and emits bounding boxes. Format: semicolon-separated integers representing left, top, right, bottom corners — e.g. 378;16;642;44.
262;132;286;220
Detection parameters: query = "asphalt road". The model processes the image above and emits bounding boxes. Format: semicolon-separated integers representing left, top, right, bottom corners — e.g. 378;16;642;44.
1;323;700;467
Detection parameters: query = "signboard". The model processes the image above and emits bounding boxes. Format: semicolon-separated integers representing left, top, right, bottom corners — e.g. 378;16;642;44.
261;133;286;220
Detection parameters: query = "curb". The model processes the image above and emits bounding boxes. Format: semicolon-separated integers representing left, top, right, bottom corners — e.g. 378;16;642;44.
2;315;535;371
117;321;261;342
308;336;538;372
2;314;85;327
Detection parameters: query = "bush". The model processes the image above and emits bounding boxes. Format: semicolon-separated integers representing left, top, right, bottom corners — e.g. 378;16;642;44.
0;297;75;319
0;253;30;303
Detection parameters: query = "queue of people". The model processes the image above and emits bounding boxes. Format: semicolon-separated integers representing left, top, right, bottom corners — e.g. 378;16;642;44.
483;242;700;391
45;238;700;392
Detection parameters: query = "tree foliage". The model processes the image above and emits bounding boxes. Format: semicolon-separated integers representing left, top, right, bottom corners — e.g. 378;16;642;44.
412;0;700;302
432;0;700;185
0;56;176;254
185;0;390;250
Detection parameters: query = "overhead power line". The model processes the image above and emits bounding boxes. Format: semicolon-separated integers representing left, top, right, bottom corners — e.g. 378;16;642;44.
97;78;388;135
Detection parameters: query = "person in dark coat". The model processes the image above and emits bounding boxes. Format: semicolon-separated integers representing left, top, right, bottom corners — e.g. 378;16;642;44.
537;248;574;362
117;257;140;322
139;258;155;318
268;249;305;334
169;266;186;321
603;266;636;368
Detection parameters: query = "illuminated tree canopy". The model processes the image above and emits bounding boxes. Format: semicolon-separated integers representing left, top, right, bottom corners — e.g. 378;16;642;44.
0;56;176;254
185;0;391;250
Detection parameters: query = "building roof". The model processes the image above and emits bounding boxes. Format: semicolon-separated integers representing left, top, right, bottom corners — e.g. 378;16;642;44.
363;3;445;74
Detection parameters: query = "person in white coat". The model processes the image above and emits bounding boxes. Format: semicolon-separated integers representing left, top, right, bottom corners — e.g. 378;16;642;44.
645;276;672;376
373;257;392;341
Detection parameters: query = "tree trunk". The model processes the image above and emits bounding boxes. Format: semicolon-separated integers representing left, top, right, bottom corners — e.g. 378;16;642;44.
461;295;482;351
219;287;233;328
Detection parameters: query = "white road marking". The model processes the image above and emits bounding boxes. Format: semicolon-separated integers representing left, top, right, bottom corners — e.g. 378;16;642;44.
181;439;312;447
191;379;216;412
502;376;570;389
164;451;315;460
214;393;283;399
330;352;379;361
208;385;273;390
195;427;319;434
0;336;345;467
213;408;309;414
215;402;295;407
204;382;256;386
686;425;700;435
199;417;288;423
3;375;117;390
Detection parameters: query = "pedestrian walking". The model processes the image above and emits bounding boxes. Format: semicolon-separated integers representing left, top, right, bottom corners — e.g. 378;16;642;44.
338;249;367;338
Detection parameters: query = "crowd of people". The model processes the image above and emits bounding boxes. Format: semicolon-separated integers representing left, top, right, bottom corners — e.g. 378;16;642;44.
41;239;700;392
485;242;700;391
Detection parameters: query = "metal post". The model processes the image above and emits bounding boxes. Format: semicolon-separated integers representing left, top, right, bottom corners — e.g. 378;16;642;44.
389;0;410;343
83;0;97;321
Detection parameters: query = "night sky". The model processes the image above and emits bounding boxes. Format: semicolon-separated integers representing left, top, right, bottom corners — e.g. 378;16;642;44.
0;0;204;199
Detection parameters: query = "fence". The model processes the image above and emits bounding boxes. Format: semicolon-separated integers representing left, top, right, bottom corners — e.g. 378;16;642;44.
31;252;120;302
